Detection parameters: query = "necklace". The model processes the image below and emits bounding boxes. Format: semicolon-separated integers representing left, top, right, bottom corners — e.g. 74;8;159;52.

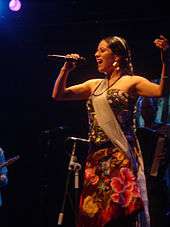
93;76;121;96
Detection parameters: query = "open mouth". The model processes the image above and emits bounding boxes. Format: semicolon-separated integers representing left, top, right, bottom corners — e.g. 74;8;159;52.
96;59;103;65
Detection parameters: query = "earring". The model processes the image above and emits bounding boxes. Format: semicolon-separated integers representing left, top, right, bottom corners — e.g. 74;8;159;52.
113;61;120;71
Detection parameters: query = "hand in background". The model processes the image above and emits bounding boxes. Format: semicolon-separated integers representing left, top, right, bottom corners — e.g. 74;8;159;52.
154;35;169;50
154;35;170;64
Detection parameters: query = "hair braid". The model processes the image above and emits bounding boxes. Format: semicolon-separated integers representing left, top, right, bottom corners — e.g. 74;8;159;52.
104;35;134;76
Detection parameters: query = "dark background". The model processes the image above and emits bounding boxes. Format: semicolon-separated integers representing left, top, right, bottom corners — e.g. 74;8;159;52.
0;1;170;227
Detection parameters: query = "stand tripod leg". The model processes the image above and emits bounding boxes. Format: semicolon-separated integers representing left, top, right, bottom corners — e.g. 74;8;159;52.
74;169;80;226
57;171;72;225
58;140;82;226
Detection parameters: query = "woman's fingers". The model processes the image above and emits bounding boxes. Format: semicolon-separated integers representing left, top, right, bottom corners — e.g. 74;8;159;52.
154;35;169;49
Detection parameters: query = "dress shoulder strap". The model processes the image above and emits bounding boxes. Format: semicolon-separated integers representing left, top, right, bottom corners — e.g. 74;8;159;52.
92;79;107;96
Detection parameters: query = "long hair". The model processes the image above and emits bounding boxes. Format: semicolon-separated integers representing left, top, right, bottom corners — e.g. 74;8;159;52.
104;35;134;76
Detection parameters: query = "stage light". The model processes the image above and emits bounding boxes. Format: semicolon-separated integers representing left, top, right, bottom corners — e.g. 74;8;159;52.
9;0;21;12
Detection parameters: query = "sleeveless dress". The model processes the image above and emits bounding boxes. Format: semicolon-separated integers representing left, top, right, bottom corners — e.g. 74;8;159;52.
77;81;150;227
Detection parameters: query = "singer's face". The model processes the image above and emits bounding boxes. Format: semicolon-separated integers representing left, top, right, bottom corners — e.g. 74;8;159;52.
95;40;115;74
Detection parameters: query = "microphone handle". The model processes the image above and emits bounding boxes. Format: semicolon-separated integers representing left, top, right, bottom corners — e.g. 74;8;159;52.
65;56;86;63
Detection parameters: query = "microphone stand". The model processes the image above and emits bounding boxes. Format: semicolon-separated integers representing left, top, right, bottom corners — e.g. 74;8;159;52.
58;141;82;226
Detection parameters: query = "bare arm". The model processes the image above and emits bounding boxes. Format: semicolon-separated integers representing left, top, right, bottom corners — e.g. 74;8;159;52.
133;76;162;97
52;54;101;101
135;35;170;97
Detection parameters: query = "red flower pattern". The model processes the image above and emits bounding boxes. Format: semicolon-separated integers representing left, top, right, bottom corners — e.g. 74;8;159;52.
85;167;99;185
79;148;144;226
111;167;141;207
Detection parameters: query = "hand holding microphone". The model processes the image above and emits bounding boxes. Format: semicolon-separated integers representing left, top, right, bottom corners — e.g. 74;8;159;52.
48;53;86;72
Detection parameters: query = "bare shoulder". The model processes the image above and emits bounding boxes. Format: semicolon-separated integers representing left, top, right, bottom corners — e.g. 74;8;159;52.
122;75;147;81
114;75;151;94
85;78;103;85
132;75;149;81
121;75;150;85
84;78;103;92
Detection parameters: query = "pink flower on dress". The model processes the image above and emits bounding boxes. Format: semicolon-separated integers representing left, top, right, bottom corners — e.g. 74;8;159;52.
111;177;124;193
90;175;99;185
110;167;142;207
85;167;99;185
111;192;122;204
120;167;135;183
85;167;95;179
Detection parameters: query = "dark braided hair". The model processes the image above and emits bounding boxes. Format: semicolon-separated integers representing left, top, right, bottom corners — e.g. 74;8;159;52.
104;36;134;76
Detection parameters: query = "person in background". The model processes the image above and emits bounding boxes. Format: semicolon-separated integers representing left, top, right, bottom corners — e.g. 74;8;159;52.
0;147;8;207
52;34;169;227
136;92;158;129
136;74;170;226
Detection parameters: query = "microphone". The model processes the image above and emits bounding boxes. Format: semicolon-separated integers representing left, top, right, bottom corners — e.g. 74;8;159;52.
67;136;90;143
47;54;86;64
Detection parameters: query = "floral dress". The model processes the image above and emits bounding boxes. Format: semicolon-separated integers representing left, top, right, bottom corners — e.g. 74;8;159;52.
77;88;149;227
